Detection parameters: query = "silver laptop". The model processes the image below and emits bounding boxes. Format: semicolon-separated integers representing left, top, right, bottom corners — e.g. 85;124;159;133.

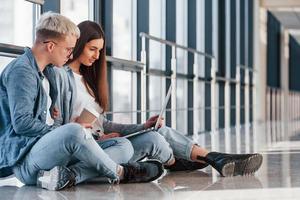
124;84;172;138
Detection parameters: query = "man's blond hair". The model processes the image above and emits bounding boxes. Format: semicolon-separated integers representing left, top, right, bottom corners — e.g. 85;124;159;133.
35;11;80;41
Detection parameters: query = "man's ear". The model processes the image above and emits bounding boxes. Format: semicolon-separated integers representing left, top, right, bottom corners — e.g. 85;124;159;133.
46;42;55;53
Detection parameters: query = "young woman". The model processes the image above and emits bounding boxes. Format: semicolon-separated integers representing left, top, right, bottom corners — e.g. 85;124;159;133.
59;20;263;178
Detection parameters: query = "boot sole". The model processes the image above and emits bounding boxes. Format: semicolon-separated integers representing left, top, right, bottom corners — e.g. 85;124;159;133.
37;166;71;191
236;154;263;176
221;154;263;177
221;162;235;177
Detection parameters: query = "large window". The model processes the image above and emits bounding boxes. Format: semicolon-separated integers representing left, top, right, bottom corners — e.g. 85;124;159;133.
0;0;34;47
0;0;37;74
111;0;137;123
112;0;135;60
149;76;166;117
60;0;93;24
149;0;165;70
148;0;166;120
112;70;137;124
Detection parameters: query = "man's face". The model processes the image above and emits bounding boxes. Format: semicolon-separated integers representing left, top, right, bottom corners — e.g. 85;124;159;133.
49;34;77;67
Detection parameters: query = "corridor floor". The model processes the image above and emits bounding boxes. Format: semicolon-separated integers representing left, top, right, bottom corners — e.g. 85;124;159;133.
1;133;300;200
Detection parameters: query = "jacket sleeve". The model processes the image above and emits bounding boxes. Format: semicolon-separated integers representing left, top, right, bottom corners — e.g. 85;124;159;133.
52;68;69;125
102;117;145;136
5;66;54;137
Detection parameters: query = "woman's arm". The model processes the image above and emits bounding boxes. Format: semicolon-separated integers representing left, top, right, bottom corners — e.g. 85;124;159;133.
102;117;145;136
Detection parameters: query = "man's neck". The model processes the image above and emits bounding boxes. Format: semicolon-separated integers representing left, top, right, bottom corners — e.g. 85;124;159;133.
31;45;50;72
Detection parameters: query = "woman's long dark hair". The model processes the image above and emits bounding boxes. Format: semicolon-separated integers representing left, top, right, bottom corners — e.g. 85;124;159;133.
67;21;109;112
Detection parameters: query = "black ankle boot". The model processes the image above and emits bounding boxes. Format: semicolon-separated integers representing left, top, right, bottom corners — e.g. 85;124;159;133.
197;152;263;177
164;158;209;172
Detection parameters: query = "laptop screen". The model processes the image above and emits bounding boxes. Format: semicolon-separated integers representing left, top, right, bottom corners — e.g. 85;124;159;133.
154;84;172;130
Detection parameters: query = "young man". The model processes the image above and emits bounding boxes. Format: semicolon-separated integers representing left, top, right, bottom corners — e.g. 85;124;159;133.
0;12;164;191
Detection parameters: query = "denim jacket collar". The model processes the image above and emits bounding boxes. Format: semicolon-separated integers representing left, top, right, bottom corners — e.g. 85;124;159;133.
24;48;42;78
24;47;55;81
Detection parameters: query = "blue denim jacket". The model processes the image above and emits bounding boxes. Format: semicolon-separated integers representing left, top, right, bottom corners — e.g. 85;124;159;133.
55;66;144;135
0;48;60;177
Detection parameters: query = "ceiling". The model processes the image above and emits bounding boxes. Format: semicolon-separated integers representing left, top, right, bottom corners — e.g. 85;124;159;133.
262;0;300;42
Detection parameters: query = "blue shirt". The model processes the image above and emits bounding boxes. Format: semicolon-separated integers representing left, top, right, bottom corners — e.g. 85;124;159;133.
0;48;60;176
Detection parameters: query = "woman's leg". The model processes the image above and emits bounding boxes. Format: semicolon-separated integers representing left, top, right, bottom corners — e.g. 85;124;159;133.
157;126;199;161
128;131;175;165
97;137;134;164
157;126;263;176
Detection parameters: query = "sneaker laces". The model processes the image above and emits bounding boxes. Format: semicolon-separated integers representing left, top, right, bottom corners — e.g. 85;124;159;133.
60;168;76;189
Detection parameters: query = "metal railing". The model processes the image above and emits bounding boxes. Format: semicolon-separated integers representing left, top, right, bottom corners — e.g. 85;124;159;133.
139;32;257;153
3;39;299;154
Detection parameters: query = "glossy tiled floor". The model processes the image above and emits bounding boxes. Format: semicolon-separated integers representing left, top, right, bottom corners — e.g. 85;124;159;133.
1;127;300;200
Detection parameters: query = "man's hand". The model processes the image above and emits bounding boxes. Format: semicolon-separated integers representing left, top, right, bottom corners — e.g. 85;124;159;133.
144;115;164;129
51;107;60;119
98;132;121;141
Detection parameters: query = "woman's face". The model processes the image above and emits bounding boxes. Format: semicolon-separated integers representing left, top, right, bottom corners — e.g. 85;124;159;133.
78;38;104;66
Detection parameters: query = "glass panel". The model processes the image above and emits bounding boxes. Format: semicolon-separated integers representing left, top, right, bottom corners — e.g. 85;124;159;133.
61;0;91;24
112;70;132;124
149;0;165;70
176;78;187;134
149;76;165;117
0;57;14;74
176;0;187;74
113;0;132;60
0;0;33;46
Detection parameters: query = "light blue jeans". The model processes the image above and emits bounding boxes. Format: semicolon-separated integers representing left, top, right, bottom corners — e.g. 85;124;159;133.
157;126;196;161
129;131;174;164
13;123;133;185
12;123;175;185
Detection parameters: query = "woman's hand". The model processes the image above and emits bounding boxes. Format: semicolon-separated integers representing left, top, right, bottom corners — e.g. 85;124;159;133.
144;115;164;129
97;132;121;141
74;117;93;129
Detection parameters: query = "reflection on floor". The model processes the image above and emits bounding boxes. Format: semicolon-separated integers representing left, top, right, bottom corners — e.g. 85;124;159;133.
1;130;300;199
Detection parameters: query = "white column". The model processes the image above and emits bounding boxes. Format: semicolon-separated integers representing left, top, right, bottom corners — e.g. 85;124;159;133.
211;58;217;151
252;71;259;151
235;66;241;153
271;89;276;142
224;79;231;153
171;46;177;129
280;28;290;140
141;36;147;123
193;54;199;139
253;3;267;124
244;68;250;153
224;0;231;153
